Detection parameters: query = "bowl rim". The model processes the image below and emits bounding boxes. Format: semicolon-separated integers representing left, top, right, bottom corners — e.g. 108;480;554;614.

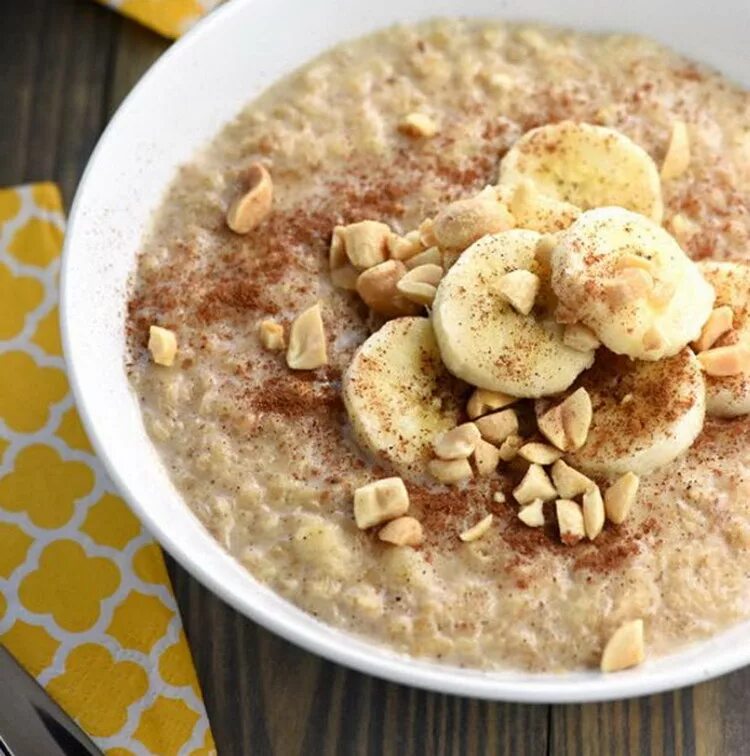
60;0;750;703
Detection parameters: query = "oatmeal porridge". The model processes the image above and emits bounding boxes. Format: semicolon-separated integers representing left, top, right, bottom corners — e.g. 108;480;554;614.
127;19;750;672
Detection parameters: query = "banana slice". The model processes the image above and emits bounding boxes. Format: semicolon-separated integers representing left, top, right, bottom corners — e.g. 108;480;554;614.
432;230;595;397
697;261;750;417
564;348;705;476
551;207;715;361
343;317;463;477
498;121;663;222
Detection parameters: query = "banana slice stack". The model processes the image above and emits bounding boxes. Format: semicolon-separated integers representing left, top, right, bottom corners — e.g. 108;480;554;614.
333;121;750;531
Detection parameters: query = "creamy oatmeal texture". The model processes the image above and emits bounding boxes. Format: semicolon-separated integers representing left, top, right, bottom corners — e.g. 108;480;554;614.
128;19;750;671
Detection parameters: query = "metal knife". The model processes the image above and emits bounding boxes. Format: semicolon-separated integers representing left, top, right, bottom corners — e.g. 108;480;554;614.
0;645;102;755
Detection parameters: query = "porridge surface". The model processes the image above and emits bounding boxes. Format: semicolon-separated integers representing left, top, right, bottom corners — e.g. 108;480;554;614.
127;19;750;670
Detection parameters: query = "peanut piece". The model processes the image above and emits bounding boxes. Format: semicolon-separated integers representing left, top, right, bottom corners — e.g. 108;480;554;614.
697;343;750;376
496;269;540;316
379;516;423;546
600;619;645;672
335;220;391;269
286;303;328;370
493;491;506;504
518;442;563;465
693;306;734;352
398;112;439;138
354;477;410;529
606;268;654;309
331;265;360;291
583;486;605;540
433;422;481;460
563;323;600;352
258;319;285;351
418;218;437;247
388;231;423;261
556;499;585;545
148;325;177;367
397;263;443;306
498;434;523;462
475;409;519;445
428;458;473;485
604;471;640;525
405;246;441;269
660;121;690;181
509;179;580;233
550;460;594;499
433;193;514;251
518;498;545;528
473;438;501;477
226;162;273;234
356;260;421;317
537;388;592;451
466;388;518;420
459;514;494;542
513;464;557;505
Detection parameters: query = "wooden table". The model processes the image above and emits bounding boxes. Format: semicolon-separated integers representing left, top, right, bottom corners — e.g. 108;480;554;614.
2;2;746;753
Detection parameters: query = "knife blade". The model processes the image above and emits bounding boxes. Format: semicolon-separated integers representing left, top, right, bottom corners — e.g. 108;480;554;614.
0;645;102;755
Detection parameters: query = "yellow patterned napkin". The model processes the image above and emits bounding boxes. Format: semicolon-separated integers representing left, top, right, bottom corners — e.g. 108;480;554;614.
0;184;215;755
96;0;224;38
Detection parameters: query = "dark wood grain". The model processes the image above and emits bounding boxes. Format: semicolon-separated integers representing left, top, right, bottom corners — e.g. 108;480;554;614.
1;1;746;753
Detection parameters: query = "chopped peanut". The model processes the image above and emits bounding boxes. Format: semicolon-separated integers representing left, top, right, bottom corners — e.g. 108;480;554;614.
459;514;494;542
556;499;585;545
405;246;442;269
697;343;750;376
429;458;473;485
606;268;654;309
518;498;545;527
356;260;421;317
226;162;273;234
418;218;438;247
432;192;514;251
550;460;594;499
498;434;523;462
466;388;518;420
509;179;580;234
148;325;177;367
604;472;640;525
693;306;734;352
379;516;423;546
583;486;605;540
396;263;443;306
387;231;423;261
475;409;519;445
496;269;540;316
513;464;557;505
354;477;410;529
563;323;600;352
433;422;481;460
334;220;391;269
286;303;328;370
331;264;360;291
537;388;592;451
493;491;506;504
258;319;285;351
600;619;645;672
473;438;501;477
518;442;563;465
398;112;439;138
660;121;690;181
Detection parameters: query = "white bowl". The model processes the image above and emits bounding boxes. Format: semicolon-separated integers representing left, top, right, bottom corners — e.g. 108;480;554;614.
61;0;750;702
